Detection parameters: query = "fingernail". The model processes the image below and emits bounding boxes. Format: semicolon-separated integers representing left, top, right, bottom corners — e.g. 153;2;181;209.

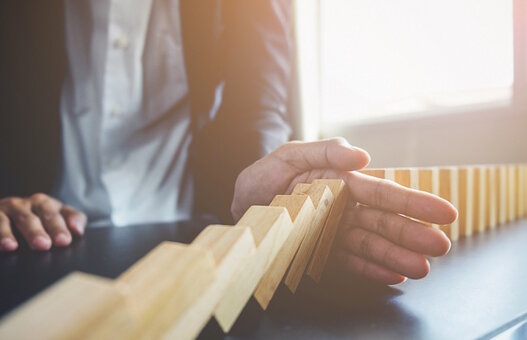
54;233;71;246
0;238;18;251
32;236;52;250
73;220;85;235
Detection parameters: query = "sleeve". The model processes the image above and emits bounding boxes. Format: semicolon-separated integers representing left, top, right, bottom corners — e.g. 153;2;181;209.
191;0;293;223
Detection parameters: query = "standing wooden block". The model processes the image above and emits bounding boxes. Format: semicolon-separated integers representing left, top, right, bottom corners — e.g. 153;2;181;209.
508;165;517;222
0;272;137;340
254;194;316;309
524;165;527;217
168;226;256;340
519;165;526;218
458;167;474;237
489;166;498;229
477;166;488;233
394;168;411;188
439;168;459;240
285;183;334;293
473;167;480;234
515;165;522;219
359;168;385;179
117;242;216;339
410;168;420;190
384;168;395;182
418;168;440;229
498;166;508;225
214;206;293;332
307;179;348;283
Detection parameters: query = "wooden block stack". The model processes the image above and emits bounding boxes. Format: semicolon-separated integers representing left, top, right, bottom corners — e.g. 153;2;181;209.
361;164;527;241
1;164;526;339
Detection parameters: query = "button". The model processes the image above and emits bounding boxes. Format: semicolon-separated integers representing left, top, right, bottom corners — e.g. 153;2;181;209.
112;36;129;49
110;108;122;118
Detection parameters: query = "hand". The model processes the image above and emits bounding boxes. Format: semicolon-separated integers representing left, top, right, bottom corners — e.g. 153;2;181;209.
231;137;457;284
0;193;87;251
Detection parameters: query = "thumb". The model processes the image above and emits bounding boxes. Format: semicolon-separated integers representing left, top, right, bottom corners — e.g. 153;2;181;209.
274;137;371;172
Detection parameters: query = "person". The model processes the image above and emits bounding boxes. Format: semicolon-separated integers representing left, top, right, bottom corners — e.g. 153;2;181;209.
0;0;456;285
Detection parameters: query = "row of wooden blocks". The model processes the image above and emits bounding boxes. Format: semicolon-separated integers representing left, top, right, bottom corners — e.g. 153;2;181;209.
360;164;527;241
0;179;349;340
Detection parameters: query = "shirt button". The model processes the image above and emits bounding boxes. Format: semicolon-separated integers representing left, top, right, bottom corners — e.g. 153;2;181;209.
110;108;122;117
113;36;129;49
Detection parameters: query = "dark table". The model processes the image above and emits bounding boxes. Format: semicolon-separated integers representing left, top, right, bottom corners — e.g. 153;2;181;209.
1;218;527;339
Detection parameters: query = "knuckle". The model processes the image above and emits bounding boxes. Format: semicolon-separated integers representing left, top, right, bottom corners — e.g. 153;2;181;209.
30;193;50;204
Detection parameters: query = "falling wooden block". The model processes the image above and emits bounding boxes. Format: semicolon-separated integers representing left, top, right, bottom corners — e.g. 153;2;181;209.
254;194;316;309
214;206;293;332
285;183;334;293
168;226;256;340
307;179;348;283
0;272;137;339
117;242;216;339
439;168;459;240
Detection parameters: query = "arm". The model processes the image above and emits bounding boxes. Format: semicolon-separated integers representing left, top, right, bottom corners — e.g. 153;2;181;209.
191;0;292;223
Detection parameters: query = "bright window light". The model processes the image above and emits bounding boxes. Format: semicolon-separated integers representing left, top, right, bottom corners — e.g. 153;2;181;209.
320;0;514;125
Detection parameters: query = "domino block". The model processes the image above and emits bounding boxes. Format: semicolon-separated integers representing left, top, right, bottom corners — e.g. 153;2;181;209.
418;168;440;229
520;165;526;218
384;168;395;182
394;168;411;188
285;183;334;293
477;166;488;233
168;226;256;339
253;194;316;309
359;168;386;179
489;166;498;228
458;167;475;237
439;168;459;240
0;272;137;339
307;179;348;283
214;206;293;332
515;165;522;219
117;242;216;339
524;165;527;217
508;165;517;222
498;166;507;225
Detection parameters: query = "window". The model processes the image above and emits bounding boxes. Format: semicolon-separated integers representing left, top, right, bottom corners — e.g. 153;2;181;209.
318;0;514;126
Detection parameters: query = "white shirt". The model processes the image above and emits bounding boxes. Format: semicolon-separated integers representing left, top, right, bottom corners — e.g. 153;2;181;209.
56;0;193;226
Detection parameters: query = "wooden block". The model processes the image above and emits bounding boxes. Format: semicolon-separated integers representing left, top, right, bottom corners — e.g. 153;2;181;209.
384;168;395;182
410;168;419;190
214;206;293;332
477;166;488;233
394;168;411;188
307;179;348;283
498;165;507;225
515;165;522;219
508;165;516;222
359;168;385;179
520;165;526;218
473;167;480;234
418;168;440;230
458;168;468;237
489;166;498;229
285;183;334;293
167;226;256;339
117;242;216;339
254;194;316;309
0;272;136;340
439;168;459;240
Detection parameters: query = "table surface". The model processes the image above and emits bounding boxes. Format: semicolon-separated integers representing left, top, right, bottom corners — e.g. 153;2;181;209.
1;218;527;339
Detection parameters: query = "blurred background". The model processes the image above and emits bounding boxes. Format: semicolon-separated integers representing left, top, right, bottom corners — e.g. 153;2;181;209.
290;0;527;168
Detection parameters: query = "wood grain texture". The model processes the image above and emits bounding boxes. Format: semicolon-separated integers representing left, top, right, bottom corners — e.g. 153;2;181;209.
508;165;516;222
169;226;255;339
285;183;334;293
458;168;468;237
0;272;136;340
214;206;293;332
307;179;348;283
394;168;411;188
498;166;507;225
254;194;316;309
489;167;498;229
117;242;216;339
359;169;386;179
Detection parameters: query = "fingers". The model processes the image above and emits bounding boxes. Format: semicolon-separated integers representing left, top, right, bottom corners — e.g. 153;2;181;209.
0;198;52;251
346;205;451;257
31;194;71;247
341;227;430;279
335;250;406;285
274;138;371;173
344;171;458;225
60;205;87;236
0;212;18;251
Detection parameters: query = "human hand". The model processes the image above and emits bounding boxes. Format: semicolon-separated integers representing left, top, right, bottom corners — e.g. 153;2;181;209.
0;193;87;251
231;138;456;284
